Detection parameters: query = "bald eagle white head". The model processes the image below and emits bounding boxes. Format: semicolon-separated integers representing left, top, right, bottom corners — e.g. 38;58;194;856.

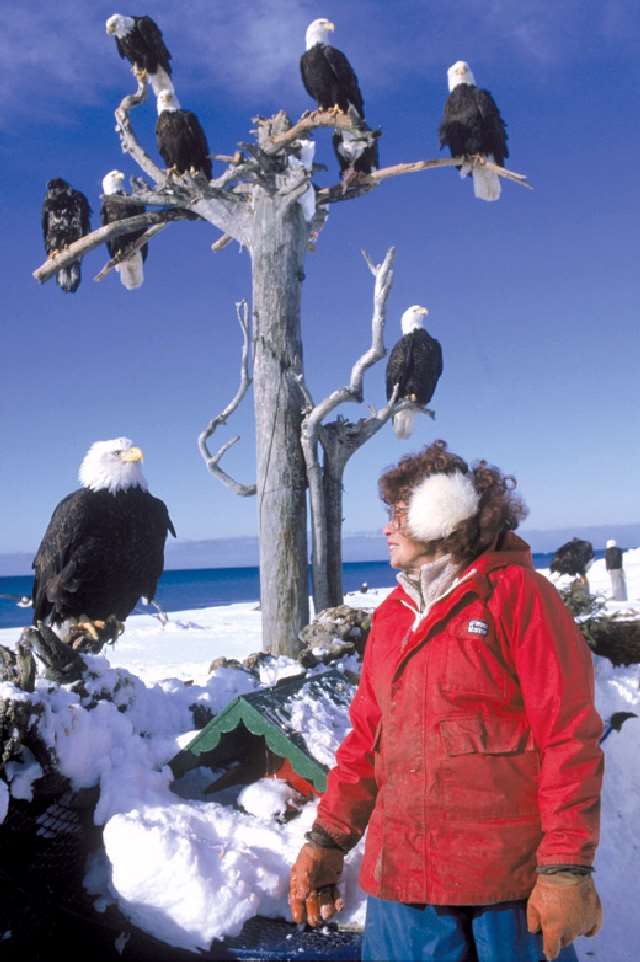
401;304;429;334
79;437;148;493
102;169;126;195
447;60;475;92
156;89;180;115
305;17;335;49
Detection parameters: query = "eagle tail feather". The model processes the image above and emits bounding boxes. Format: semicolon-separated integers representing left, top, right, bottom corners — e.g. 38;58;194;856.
392;408;416;439
57;262;81;293
472;166;501;202
117;252;145;290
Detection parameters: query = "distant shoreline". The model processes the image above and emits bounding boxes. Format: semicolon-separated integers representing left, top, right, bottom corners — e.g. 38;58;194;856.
1;523;639;576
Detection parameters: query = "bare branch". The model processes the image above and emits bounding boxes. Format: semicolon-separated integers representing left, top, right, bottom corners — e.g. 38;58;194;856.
94;222;168;283
198;300;256;497
317;154;532;204
303;247;396;437
114;78;166;184
33;209;200;285
256;108;373;155
211;234;234;253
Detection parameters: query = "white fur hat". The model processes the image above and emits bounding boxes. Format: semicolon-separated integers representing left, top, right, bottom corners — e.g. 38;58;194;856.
407;471;479;542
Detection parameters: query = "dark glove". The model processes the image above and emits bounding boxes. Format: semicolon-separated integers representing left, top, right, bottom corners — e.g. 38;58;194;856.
526;872;603;960
288;842;344;927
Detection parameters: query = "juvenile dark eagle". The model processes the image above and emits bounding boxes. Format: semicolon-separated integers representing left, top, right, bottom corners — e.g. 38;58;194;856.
439;60;508;202
41;178;91;293
386;306;443;439
106;13;173;95
550;538;594;579
156;90;212;179
101;170;148;291
301;18;378;189
32;438;175;640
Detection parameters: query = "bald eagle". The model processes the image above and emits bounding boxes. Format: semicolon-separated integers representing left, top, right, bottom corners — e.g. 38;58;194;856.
156;90;212;179
301;18;378;188
42;178;91;293
101;170;148;290
106;13;173;95
550;538;594;579
386;306;443;439
32;438;175;639
439;61;508;202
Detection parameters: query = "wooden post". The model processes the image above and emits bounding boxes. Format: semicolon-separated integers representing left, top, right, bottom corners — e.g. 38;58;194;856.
606;539;627;602
250;186;309;654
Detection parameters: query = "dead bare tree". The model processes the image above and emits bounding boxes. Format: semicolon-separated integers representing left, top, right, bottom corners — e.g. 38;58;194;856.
32;37;530;656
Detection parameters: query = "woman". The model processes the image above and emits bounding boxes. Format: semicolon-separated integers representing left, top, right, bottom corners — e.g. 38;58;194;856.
290;440;603;962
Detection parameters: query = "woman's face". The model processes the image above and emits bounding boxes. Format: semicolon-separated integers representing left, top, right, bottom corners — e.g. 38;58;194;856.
383;501;437;571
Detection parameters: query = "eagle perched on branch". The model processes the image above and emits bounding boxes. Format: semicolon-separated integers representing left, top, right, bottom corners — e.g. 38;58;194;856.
106;13;173;95
41;178;91;293
156;90;212;179
439;60;508;202
301;18;378;189
32;438;175;642
101;170;148;291
386;306;443;439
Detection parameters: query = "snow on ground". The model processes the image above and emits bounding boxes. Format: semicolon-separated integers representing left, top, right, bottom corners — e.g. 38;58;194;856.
0;558;638;958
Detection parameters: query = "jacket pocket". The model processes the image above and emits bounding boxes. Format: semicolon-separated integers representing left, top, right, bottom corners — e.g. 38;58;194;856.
439;715;540;818
440;715;531;755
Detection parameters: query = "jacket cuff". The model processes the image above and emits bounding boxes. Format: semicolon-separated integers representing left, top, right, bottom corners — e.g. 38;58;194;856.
309;820;355;854
536;864;594;875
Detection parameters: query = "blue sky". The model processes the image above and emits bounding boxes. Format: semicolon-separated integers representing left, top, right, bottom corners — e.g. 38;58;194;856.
2;0;639;555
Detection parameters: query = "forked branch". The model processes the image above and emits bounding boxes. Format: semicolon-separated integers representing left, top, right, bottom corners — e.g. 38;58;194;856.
198;300;256;497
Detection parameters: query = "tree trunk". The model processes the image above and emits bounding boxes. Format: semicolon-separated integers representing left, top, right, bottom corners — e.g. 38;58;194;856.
251;187;309;655
323;460;344;608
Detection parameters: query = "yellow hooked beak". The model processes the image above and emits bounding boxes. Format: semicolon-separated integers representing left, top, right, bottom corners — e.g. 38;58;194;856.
326;21;336;31
120;446;144;463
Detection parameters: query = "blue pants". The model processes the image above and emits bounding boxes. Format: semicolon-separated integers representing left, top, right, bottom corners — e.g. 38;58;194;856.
361;895;580;962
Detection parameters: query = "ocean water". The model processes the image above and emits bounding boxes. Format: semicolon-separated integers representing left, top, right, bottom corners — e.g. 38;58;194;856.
0;552;601;631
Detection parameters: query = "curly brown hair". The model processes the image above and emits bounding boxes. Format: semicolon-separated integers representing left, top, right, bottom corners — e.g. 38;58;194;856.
378;439;529;565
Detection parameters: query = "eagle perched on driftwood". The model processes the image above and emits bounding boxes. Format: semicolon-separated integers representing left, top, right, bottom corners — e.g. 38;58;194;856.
439;60;508;202
106;13;173;95
32;438;175;642
101;170;148;291
386;306;443;439
41;178;91;293
300;18;378;189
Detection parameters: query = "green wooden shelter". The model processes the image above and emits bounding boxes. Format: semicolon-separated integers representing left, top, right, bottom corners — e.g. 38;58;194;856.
170;669;355;797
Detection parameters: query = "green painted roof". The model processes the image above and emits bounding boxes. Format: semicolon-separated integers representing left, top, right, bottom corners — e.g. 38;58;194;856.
180;669;354;793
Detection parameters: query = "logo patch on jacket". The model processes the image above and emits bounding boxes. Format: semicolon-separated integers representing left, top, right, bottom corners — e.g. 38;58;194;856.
467;619;489;636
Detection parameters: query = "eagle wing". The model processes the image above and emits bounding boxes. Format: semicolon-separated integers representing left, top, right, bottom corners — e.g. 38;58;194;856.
31;490;100;623
136;16;172;75
322;45;365;116
182;111;212;177
73;189;92;236
475;88;509;164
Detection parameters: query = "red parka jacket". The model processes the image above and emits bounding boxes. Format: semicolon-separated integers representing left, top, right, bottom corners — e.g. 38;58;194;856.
316;534;604;905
